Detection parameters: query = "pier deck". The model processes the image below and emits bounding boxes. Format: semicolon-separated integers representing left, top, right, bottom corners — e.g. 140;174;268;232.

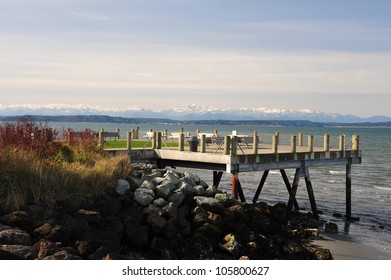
105;132;361;221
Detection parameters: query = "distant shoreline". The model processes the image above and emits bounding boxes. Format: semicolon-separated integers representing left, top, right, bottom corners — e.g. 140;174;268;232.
1;115;391;128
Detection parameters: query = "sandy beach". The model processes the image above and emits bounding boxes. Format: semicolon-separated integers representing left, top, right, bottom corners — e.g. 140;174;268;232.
313;233;391;260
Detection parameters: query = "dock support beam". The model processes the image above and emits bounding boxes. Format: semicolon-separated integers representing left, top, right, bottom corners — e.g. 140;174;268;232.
213;171;223;188
280;169;299;210
346;161;352;221
286;167;319;220
304;168;319;219
231;173;246;202
252;170;269;204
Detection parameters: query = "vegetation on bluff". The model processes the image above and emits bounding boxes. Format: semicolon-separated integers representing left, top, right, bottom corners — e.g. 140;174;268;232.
0;117;132;214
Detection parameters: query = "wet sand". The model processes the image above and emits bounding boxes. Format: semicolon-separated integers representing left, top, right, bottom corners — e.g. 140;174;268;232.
312;233;391;260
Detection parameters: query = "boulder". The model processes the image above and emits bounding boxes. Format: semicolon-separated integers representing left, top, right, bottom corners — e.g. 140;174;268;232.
77;209;101;227
115;179;130;196
156;183;174;200
123;216;148;247
134;188;155;206
168;191;186;207
194;185;205;196
0;211;32;227
147;215;167;234
0;245;37;260
325;222;338;233
0;228;32;246
204;185;218;197
141;180;156;191
164;173;180;186
151;237;169;252
153;198;169;208
162;202;178;220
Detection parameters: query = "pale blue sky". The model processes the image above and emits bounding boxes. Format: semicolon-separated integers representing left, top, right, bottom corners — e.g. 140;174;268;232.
1;0;391;117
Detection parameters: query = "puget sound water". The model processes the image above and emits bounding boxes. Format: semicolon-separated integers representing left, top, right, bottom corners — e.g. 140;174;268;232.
47;122;391;255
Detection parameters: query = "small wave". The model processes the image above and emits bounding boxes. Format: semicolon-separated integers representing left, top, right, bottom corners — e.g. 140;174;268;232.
269;171;280;175
329;170;345;175
374;186;391;191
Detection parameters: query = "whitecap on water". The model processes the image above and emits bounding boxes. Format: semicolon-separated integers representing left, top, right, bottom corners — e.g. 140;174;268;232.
374;186;391;191
329;170;346;175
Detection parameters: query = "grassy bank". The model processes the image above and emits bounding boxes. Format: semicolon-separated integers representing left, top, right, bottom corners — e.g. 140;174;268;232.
0;118;133;213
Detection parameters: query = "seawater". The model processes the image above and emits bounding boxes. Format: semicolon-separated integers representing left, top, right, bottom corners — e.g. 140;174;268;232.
48;122;391;255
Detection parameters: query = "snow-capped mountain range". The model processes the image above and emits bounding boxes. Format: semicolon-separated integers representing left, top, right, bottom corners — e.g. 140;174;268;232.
0;103;390;123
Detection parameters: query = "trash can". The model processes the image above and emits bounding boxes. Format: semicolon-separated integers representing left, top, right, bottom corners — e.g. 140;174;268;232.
189;135;199;152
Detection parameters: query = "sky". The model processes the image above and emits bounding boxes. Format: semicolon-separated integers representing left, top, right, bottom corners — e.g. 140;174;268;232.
0;0;391;117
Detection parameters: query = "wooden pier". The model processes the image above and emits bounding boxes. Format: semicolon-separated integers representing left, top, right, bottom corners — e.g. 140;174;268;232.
105;131;362;221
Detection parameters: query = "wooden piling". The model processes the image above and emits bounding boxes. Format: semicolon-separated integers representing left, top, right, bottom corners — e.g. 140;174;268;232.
307;135;313;152
298;132;303;147
253;131;258;155
196;129;200;136
127;131;132;151
275;131;280;145
231;173;245;202
214;129;218;136
116;128;120;140
200;134;206;153
157;132;162;149
324;133;330;152
179;132;184;151
231;136;238;155
290;135;296;154
224;136;230;155
339;134;346;151
272;134;278;154
99;129;104;149
352;135;359;151
164;129;168;140
151;132;157;149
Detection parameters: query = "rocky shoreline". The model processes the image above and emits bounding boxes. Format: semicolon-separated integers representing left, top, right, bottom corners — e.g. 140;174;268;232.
0;163;332;260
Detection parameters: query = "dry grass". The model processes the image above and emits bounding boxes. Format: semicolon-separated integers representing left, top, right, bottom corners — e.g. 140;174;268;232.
0;118;133;213
0;147;132;213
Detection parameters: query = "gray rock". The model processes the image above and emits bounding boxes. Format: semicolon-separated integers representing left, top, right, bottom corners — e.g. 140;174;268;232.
325;222;338;233
143;204;163;216
153;198;169;208
168;190;186;207
194;196;226;215
77;209;101;226
205;185;218;197
115;179;130;196
183;173;197;187
199;180;209;189
146;171;163;181
162;219;178;239
147;215;167;234
194;185;205;196
0;228;32;246
134;188;155;206
141;180;156;191
150;237;169;252
215;193;229;203
0;245;37;260
43;250;82;260
152;177;166;186
156;183;174;199
123;216;148;247
178;181;197;197
162;202;178;220
128;177;143;190
164;173;180;185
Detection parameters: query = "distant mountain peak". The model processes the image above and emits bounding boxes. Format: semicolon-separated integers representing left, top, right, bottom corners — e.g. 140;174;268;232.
0;103;390;123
